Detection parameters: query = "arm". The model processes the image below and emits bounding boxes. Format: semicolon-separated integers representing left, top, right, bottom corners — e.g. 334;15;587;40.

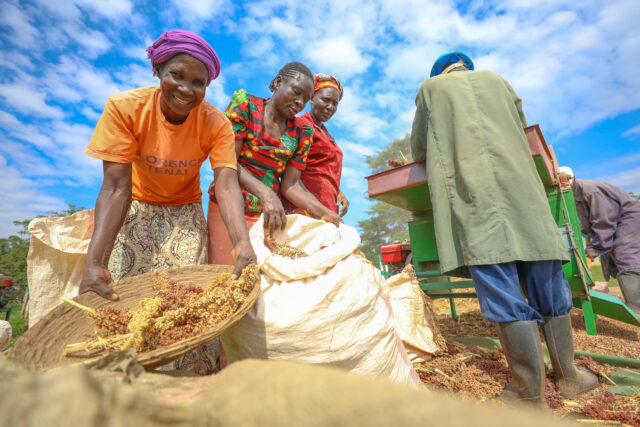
214;167;257;278
584;192;620;257
234;137;287;235
337;190;349;217
79;161;132;300
280;166;341;227
410;93;428;162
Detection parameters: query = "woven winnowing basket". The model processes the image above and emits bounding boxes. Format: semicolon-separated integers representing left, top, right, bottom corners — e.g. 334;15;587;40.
7;264;259;372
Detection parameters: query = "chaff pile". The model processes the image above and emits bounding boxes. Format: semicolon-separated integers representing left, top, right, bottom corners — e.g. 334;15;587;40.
414;341;508;399
63;265;259;357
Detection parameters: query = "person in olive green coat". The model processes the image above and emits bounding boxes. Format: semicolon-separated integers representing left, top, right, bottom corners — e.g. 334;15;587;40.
410;52;596;404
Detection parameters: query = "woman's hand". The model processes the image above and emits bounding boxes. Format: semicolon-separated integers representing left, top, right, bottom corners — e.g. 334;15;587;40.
336;190;349;217
585;248;599;261
80;161;131;301
260;190;287;235
79;264;118;301
321;211;343;228
231;239;257;279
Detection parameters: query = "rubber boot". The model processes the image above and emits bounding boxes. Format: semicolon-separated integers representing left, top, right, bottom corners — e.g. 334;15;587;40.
618;271;640;314
541;315;598;399
496;321;545;404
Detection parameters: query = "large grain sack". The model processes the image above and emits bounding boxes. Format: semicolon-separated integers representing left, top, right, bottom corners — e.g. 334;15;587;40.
160;359;575;427
384;265;446;362
0;354;210;427
221;214;421;388
0;320;11;350
27;209;94;327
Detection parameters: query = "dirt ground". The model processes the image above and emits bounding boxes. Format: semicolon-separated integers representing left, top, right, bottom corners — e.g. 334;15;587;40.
420;289;640;426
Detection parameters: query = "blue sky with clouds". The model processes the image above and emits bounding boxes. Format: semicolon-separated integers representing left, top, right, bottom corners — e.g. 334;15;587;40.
1;0;639;237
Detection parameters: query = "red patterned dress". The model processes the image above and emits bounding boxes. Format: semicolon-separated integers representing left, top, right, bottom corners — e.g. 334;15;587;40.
296;112;343;214
208;89;314;217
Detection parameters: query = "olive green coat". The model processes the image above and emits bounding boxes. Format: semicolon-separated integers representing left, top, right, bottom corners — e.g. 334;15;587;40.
410;70;568;276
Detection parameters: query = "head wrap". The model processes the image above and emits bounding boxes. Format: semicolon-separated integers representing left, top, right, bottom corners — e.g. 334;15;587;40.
313;73;343;100
146;30;221;85
430;51;474;78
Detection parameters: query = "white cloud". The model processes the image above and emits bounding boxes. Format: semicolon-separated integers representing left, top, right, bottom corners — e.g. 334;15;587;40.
0;52;35;73
0;154;67;237
0;111;53;148
340;166;368;193
341;141;375;157
76;0;133;17
68;27;113;59
81;107;101;121
0;82;65;119
598;166;640;193
205;75;231;111
332;86;386;140
306;37;372;79
75;69;123;108
115;63;158;90
168;0;232;26
33;0;81;20
623;124;640;138
0;2;38;48
122;43;150;62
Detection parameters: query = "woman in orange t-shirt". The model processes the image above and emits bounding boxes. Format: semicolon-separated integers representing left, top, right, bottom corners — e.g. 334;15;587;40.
81;30;256;304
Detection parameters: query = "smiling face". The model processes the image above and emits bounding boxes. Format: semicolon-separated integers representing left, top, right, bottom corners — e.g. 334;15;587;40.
271;73;314;119
310;87;340;124
156;54;208;124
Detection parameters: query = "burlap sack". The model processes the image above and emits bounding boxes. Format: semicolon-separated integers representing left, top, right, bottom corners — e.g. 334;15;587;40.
221;214;421;388
27;210;94;327
160;359;575;427
0;355;574;427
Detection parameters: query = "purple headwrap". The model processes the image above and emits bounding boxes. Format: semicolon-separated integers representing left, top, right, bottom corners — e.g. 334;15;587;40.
146;30;221;85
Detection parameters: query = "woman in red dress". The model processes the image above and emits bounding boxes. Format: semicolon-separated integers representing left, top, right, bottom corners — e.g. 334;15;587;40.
296;74;349;216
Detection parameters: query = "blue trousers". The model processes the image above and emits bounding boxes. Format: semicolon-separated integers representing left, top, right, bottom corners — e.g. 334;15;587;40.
468;260;573;323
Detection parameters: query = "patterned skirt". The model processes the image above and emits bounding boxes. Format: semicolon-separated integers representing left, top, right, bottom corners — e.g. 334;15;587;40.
108;200;217;375
108;200;208;281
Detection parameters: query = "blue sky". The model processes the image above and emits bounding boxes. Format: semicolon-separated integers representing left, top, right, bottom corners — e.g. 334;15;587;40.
1;0;639;237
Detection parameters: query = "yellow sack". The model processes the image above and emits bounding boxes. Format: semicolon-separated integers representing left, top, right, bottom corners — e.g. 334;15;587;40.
27;210;94;327
384;266;445;362
222;214;422;388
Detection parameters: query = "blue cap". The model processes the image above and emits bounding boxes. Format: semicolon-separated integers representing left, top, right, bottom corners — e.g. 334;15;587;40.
430;51;474;78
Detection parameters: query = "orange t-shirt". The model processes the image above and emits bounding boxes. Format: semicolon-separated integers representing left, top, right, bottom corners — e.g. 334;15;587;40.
85;86;236;206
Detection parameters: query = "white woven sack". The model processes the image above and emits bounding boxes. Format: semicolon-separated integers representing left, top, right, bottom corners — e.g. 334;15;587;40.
384;266;443;362
221;214;421;388
0;320;12;351
27;210;94;327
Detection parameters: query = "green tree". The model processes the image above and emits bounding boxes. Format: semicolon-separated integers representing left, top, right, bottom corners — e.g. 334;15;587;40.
0;204;84;301
629;191;640;201
358;135;413;260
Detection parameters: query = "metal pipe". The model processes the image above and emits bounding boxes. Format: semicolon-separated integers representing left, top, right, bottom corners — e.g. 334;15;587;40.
415;270;443;278
454;337;640;368
574;350;640;369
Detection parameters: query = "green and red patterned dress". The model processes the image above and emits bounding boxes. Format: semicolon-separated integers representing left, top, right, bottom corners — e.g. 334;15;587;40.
208;89;314;217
